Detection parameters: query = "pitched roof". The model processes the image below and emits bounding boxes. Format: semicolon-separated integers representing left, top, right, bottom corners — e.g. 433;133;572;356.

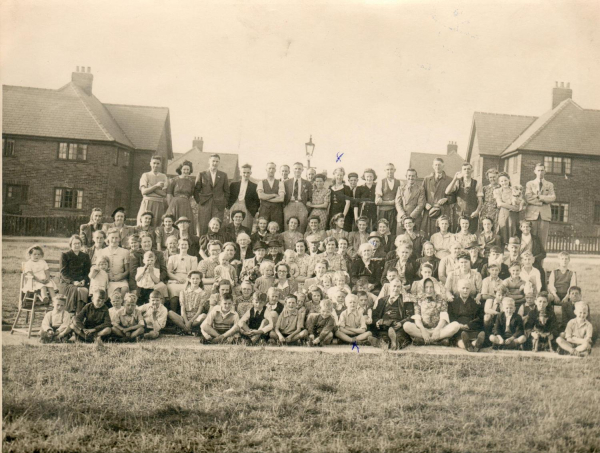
409;151;465;179
104;103;172;155
3;81;171;155
168;147;240;181
502;99;600;157
467;112;537;160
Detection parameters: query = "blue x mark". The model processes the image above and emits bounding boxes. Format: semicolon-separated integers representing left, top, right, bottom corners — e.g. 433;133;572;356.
336;152;344;162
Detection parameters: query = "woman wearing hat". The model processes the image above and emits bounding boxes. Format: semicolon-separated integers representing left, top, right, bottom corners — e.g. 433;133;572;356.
166;160;196;234
103;207;135;248
79;208;104;250
224;210;251;243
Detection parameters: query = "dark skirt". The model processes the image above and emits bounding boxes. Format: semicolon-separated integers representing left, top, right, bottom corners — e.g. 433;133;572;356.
59;281;89;314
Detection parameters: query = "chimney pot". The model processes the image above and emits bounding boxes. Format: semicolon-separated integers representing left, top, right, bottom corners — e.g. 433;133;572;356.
567;82;570;88
72;68;94;95
552;82;573;109
555;81;558;87
560;82;564;88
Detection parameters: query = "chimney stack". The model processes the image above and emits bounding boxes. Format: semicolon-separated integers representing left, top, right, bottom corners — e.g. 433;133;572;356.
193;136;204;151
552;81;572;109
447;141;458;155
71;66;93;96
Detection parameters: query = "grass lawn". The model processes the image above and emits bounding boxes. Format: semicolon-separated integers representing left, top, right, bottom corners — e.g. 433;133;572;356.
3;345;600;453
3;236;600;452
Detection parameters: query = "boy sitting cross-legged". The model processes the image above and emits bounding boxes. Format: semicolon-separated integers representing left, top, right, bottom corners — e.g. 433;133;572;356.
138;290;169;340
200;294;240;344
335;293;373;345
369;278;413;350
556;301;593;357
68;289;112;343
489;297;527;350
525;293;556;353
307;299;336;347
238;292;272;344
111;292;145;342
271;294;308;345
40;296;72;343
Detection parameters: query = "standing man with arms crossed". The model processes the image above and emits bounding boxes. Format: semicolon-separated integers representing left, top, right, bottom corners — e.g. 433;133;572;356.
257;162;285;231
395;168;425;235
421;158;454;239
194;154;230;236
283;162;312;234
137;155;168;227
524;163;556;248
445;162;483;234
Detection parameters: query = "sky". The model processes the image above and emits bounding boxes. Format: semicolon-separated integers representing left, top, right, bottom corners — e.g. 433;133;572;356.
1;0;599;179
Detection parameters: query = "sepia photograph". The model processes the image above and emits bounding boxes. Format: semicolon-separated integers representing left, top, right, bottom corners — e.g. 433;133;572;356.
1;0;599;452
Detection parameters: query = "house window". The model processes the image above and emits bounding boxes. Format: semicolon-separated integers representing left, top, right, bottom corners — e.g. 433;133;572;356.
551;203;569;223
58;143;88;161
4;184;28;203
2;139;15;157
544;156;571;175
54;188;83;209
594;202;600;224
121;150;130;167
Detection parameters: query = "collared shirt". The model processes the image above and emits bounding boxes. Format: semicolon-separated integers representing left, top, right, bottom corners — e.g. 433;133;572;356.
277;308;302;334
339;308;366;330
210;169;217;186
117;307;144;329
204;306;240;333
238;179;249;201
565;318;593;343
41;310;72;332
139;303;168;330
109;306;122;325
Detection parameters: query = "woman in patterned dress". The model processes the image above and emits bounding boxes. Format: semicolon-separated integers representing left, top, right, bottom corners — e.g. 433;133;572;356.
166;238;198;301
166;161;196;235
479;168;500;231
294;239;313;283
307;174;330;229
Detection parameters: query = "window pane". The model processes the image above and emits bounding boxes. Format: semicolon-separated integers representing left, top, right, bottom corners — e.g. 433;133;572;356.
68;144;76;160
59;143;67;159
544;157;552;172
563;204;569;222
54;189;62;208
79;144;87;161
564;158;571;175
7;187;14;198
76;190;83;209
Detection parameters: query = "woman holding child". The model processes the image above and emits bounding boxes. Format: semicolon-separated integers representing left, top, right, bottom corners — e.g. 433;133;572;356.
59;235;92;313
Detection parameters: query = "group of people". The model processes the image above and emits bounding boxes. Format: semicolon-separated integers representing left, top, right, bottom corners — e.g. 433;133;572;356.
24;155;592;356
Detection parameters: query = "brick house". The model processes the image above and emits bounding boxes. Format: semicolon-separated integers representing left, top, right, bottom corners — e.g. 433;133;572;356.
466;83;600;236
409;142;465;182
2;67;173;217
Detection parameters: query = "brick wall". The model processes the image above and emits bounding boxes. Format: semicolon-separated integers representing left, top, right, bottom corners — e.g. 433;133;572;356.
2;137;131;217
518;152;600;236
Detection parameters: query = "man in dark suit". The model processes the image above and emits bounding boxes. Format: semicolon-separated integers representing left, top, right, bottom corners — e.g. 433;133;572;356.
448;279;485;352
228;163;260;231
194;154;230;236
283;162;312;234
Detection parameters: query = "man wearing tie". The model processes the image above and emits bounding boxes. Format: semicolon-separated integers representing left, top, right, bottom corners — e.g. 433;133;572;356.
283;162;312;233
228;164;260;231
524;163;556;247
257;162;285;230
347;172;360;231
194;154;230;236
395;168;426;235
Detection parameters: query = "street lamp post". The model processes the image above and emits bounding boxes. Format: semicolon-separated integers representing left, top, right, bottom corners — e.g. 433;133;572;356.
305;135;315;170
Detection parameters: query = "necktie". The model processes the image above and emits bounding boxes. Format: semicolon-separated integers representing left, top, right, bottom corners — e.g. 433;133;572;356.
293;179;299;200
539;180;543;193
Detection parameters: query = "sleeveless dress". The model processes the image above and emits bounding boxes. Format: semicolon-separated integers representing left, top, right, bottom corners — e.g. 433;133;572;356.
166;176;196;233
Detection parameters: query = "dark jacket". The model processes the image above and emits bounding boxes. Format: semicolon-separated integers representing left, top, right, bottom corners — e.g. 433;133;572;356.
492;312;524;338
194;170;229;209
371;295;414;328
74;302;111;331
448;295;483;331
524;306;558;336
79;223;103;248
283;178;312;205
228;180;260;216
350;257;384;291
60;250;91;286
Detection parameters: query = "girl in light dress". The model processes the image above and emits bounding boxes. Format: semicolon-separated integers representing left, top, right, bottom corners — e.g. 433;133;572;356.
23;245;57;304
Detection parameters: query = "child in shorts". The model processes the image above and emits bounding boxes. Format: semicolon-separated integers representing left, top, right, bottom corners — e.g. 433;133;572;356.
235;281;254;317
68;289;112;343
526;293;556;352
503;263;526;310
484;285;507;334
307;299;336;346
138;290;169;340
272;294;308;345
200;295;240;344
357;290;373;326
108;290;124;325
111;293;145;342
40;296;72;343
238;292;271;344
556;302;593;357
335;294;372;344
489;297;527;350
